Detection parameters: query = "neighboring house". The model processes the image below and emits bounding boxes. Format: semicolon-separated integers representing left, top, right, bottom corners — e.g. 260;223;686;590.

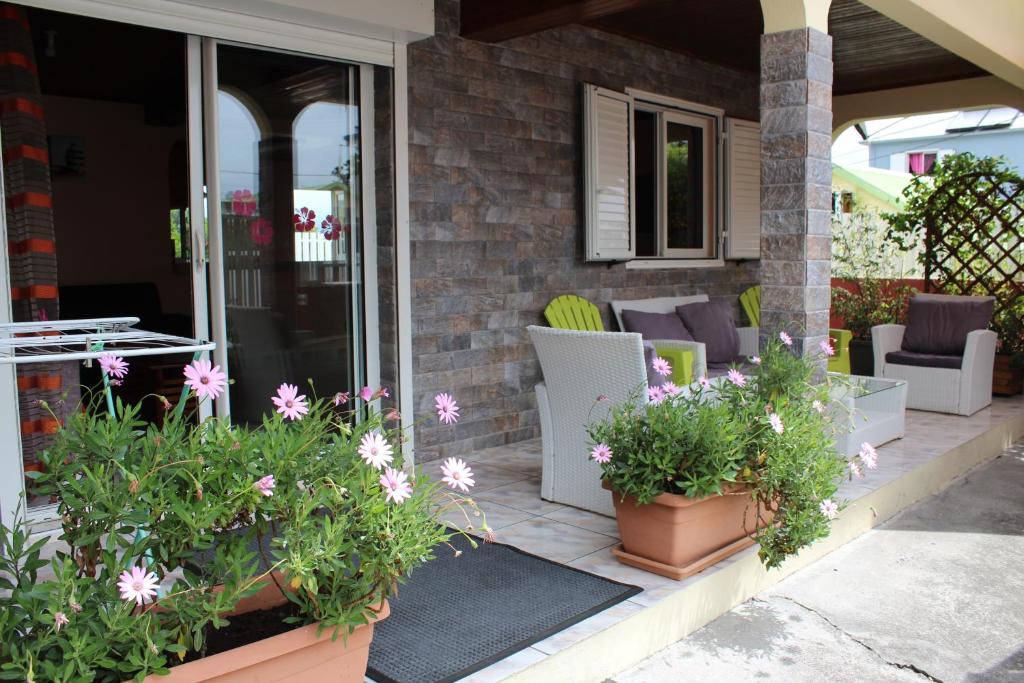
865;107;1024;174
831;163;912;216
2;0;1024;526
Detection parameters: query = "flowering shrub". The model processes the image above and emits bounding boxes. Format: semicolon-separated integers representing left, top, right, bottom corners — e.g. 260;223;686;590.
0;359;483;682
588;332;877;569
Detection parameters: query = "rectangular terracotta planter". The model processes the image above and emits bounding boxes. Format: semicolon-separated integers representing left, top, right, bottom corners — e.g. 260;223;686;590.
136;580;388;683
605;481;762;580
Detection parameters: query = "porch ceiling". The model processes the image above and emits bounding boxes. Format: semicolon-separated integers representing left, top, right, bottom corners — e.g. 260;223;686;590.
460;0;986;96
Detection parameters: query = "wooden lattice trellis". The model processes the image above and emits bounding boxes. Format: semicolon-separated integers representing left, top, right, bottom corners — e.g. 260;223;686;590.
924;170;1024;349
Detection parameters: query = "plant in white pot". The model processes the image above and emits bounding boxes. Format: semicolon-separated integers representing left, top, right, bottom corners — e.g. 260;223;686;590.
588;333;877;578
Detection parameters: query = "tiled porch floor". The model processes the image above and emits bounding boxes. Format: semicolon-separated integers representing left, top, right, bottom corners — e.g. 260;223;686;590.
421;395;1024;682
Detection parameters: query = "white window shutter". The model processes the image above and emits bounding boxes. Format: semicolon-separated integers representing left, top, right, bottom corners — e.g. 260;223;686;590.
724;118;761;260
584;84;634;261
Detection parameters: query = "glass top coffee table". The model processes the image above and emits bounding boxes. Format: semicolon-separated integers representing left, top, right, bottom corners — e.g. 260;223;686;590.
828;374;908;457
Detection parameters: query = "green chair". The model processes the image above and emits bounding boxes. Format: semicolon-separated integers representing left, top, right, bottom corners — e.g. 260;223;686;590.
543;295;694;385
739;286;852;374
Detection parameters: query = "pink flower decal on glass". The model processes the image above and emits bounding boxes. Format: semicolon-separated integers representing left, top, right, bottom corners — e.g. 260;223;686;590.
380;467;412;504
98;353;129;379
117;565;160;606
435;392;459;425
726;369;746;387
358;431;394;470
231;189;256;217
768;413;784;434
440;457;475;492
819;499;839;520
590;443;612;464
183;359;227;401
254;475;276;497
651;357;672;377
319;215;349;241
292;206;316;232
249;218;273;246
272;383;309;421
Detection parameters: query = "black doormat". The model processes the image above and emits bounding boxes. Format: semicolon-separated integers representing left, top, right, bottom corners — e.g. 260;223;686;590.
367;532;641;683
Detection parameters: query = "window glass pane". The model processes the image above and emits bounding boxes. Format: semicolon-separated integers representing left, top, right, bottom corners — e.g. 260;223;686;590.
666;121;703;250
633;110;658;257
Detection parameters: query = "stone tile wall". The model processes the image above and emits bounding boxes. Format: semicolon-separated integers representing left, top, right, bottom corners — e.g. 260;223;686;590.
407;0;762;459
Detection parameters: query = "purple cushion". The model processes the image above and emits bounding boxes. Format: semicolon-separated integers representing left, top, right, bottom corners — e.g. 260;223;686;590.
901;296;993;356
706;358;756;378
676;300;740;364
886;350;962;370
620;309;693;341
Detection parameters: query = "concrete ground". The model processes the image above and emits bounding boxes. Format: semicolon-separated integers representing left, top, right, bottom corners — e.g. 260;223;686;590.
612;441;1024;683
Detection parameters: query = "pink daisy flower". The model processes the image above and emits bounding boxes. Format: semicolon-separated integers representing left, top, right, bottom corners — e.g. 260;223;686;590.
117;565;160;606
812;399;825;414
848;460;864;479
359;386;374;402
183;359;227;401
651;356;672;377
590;443;612;464
663;381;681;396
54;611;69;632
698;376;712;390
820;339;835;357
272;383;308;421
647;385;665;404
726;368;746;387
441;457;475;492
98;353;129;379
254;475;276;497
375;387;391;399
358;432;394;470
380;467;413;504
768;413;784;434
819;499;839;520
859;442;878;469
779;331;793;346
750;356;762;365
435;392;460;425
333;391;349;406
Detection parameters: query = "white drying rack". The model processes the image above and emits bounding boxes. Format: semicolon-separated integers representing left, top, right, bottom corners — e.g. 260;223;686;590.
0;317;217;526
0;317;215;365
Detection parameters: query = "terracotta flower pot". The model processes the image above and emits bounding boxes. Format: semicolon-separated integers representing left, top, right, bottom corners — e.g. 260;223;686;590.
136;580;389;683
604;481;763;580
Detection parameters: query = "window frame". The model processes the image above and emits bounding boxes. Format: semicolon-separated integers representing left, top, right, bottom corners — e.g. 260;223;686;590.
627;89;723;264
905;149;939;175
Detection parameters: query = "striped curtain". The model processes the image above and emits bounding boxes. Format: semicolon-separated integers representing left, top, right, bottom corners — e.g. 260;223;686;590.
0;3;67;477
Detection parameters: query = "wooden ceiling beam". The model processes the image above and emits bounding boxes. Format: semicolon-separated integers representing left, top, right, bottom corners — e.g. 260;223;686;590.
460;0;665;43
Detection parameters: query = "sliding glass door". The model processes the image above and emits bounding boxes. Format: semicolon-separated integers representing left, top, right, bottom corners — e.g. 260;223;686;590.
204;42;366;424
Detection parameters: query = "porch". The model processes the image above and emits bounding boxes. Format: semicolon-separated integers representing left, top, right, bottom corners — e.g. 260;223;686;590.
420;396;1024;682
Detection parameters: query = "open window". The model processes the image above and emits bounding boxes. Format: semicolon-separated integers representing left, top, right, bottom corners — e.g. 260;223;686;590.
583;83;760;265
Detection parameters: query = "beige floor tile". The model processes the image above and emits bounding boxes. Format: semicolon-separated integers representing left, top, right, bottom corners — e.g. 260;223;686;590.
476;478;564;515
438;498;537;533
544;506;620;537
494;517;618;564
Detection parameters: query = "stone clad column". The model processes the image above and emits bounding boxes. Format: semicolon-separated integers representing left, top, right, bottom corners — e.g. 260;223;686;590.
759;17;833;357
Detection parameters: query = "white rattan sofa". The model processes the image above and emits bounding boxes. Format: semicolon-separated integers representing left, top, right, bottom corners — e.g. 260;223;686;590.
872;294;997;416
610;294;758;379
529;326;695;516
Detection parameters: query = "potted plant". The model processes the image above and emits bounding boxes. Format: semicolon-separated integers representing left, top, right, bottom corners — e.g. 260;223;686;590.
992;299;1024;395
587;333;877;578
831;200;919;375
1;360;482;682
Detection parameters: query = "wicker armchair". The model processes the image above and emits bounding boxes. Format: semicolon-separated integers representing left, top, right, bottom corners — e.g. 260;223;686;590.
529;326;693;516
